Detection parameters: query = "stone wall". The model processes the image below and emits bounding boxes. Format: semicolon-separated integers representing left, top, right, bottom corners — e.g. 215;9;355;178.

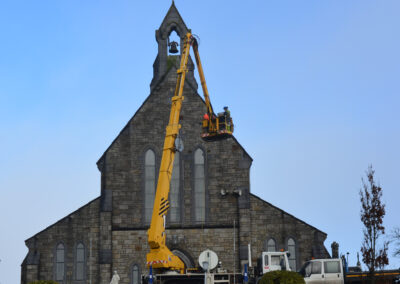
249;194;329;269
22;198;101;284
111;227;238;284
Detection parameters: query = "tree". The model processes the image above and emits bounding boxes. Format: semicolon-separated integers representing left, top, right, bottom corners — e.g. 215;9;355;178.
359;165;389;275
391;227;400;257
259;271;305;284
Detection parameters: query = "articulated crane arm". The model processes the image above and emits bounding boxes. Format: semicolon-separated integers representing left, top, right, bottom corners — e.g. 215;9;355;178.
146;33;192;274
191;36;214;118
193;36;233;141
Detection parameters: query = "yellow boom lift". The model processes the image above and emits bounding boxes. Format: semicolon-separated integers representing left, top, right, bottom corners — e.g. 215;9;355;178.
146;33;233;274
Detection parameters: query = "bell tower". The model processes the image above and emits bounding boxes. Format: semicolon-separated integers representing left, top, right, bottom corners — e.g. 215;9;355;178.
150;2;197;91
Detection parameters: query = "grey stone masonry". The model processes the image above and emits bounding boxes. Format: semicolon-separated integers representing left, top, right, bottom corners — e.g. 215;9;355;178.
249;194;329;269
22;198;100;283
21;2;329;284
150;2;197;91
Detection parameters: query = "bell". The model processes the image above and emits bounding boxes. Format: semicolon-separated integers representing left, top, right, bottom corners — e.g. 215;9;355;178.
168;41;179;54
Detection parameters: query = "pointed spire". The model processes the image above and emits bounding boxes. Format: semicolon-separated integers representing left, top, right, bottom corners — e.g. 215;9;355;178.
158;1;189;39
151;2;194;91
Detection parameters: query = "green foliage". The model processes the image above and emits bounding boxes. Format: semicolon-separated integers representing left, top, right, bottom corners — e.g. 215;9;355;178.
28;281;59;284
167;55;177;71
259;270;305;284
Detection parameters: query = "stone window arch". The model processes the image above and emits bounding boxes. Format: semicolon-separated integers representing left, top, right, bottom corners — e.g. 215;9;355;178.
55;242;65;282
169;152;181;223
194;148;206;222
172;249;195;269
287;237;297;271
75;242;86;281
265;238;277;252
131;264;140;284
144;149;156;224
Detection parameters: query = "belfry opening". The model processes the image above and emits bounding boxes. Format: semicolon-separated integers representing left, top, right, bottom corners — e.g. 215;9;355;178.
168;30;180;55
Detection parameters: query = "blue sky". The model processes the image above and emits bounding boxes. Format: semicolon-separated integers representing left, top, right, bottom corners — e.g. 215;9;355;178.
1;0;399;283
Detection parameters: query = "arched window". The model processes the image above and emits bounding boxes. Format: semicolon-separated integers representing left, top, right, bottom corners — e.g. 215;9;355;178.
131;264;140;284
194;148;205;222
55;243;65;281
266;238;276;252
169;152;180;223
287;238;296;271
145;149;156;224
75;242;85;280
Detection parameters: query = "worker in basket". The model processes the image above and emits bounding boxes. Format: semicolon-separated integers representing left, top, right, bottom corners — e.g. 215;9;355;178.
223;106;231;131
203;113;209;134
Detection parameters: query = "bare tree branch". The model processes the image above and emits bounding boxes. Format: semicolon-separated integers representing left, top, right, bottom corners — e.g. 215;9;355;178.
359;165;389;275
391;227;400;257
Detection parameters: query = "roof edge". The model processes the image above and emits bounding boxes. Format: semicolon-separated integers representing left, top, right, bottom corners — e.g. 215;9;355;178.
96;66;179;166
25;196;101;243
250;193;327;235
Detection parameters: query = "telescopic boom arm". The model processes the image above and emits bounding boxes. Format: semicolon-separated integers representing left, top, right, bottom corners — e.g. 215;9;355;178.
146;32;229;273
146;33;192;273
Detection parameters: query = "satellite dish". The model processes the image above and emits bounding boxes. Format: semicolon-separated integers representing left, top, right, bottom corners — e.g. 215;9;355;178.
198;249;218;271
175;136;184;152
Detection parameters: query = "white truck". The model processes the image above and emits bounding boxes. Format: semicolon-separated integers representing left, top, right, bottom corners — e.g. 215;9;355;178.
298;258;344;284
298;258;400;284
260;251;292;273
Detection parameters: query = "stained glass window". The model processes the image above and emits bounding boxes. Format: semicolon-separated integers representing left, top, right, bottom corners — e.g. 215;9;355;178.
55;243;65;281
194;149;205;222
75;243;85;280
145;150;156;224
169;152;180;223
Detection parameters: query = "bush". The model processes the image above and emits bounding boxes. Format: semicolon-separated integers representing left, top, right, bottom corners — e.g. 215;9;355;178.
28;281;59;284
259;270;305;284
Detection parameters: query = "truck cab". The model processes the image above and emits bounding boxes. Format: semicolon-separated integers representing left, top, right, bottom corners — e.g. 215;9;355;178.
299;258;344;284
261;251;291;274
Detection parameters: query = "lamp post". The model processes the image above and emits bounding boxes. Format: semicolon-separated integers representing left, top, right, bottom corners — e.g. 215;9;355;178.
202;261;209;284
346;252;349;266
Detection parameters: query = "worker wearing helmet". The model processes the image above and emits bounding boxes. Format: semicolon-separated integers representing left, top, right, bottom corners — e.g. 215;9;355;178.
223;106;231;131
223;106;230;117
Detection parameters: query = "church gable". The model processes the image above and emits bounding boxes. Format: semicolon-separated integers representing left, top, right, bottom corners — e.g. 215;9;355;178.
22;198;100;281
99;57;251;229
249;194;329;269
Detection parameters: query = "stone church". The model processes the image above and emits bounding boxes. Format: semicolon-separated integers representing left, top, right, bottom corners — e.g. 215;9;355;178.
21;3;329;284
